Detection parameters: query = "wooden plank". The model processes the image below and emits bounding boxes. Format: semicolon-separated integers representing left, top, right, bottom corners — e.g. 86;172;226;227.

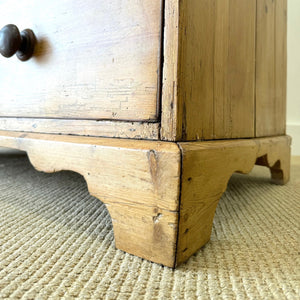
0;118;160;140
0;0;163;121
214;0;256;139
161;0;256;141
160;0;182;141
256;0;287;136
177;135;291;265
214;0;231;138
0;130;181;267
275;0;287;135
256;0;276;136
178;0;215;140
161;0;215;141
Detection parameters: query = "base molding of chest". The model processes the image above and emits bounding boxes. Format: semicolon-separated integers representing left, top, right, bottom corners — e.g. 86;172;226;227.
0;131;291;267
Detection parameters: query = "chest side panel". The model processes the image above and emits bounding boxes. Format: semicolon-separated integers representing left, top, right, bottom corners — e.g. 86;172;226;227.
256;0;287;137
161;0;257;141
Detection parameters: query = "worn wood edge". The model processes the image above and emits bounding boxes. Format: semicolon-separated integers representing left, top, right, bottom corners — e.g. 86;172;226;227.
0;118;160;140
175;135;291;266
160;0;182;141
274;0;288;135
0;130;181;267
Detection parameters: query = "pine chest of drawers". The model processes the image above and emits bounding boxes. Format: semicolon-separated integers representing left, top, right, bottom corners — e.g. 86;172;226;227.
0;0;290;267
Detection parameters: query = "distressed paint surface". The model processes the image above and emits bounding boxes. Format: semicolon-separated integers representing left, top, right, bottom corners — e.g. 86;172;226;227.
0;0;163;121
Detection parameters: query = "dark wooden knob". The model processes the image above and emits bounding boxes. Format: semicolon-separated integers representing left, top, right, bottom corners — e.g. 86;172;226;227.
0;24;36;61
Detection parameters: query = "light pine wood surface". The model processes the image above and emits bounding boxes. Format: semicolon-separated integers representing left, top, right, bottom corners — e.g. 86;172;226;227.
161;0;286;141
161;0;256;141
0;0;163;121
256;0;287;137
0;131;291;266
213;0;256;139
0;130;181;267
177;135;291;265
160;0;182;142
0;0;290;268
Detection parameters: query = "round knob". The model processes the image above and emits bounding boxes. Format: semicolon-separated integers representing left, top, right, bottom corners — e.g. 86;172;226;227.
0;24;36;61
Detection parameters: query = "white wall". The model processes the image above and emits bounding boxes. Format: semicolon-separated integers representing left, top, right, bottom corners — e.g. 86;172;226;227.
287;0;300;155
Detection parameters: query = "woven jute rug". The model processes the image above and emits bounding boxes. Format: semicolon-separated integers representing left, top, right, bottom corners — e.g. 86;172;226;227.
0;154;299;299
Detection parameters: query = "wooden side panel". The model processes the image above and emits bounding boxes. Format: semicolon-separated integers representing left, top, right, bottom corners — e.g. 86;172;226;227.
256;0;287;136
178;0;215;140
161;0;256;141
214;0;231;138
275;0;288;135
214;0;256;139
256;0;276;136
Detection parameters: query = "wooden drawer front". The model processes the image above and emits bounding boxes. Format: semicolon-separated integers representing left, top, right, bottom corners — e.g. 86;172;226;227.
0;0;162;121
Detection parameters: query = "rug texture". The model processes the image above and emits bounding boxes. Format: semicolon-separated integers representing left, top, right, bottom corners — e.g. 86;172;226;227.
0;154;299;300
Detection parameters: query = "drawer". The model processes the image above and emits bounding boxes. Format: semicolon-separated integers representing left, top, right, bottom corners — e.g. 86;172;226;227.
0;0;163;121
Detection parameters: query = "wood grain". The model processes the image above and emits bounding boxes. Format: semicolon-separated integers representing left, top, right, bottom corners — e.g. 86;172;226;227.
0;0;290;267
176;135;291;265
160;0;182;141
256;0;287;137
0;131;291;266
178;0;215;141
161;0;256;141
274;0;287;136
214;0;256;139
0;118;160;140
0;130;181;267
0;0;163;121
